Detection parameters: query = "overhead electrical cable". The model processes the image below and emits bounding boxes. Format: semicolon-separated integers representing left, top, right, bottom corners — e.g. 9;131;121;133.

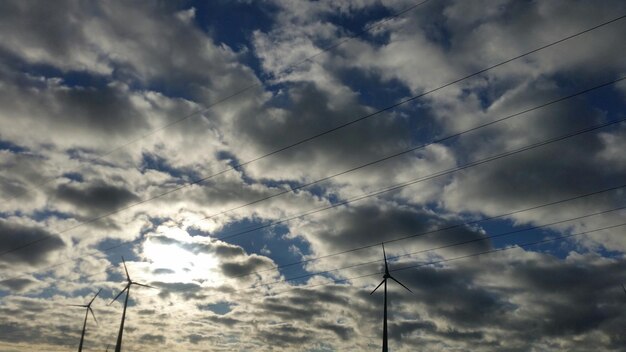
188;77;626;223
3;0;433;202
210;117;626;242
1;14;623;259
5;180;625;284
6;75;618;281
249;205;626;289
4;118;624;283
22;205;626;296
229;182;626;280
263;222;626;297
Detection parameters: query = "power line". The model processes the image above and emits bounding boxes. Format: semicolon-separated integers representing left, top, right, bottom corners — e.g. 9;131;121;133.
3;111;625;281
230;182;626;280
5;179;624;284
5;219;624;344
251;205;626;289
5;123;624;283
211;116;626;242
15;203;626;297
2;13;622;259
4;75;617;280
6;222;621;343
2;71;621;283
187;76;626;224
4;217;626;344
3;0;433;202
265;222;626;297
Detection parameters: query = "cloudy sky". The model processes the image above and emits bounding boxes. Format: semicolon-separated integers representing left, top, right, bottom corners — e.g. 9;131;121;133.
1;0;626;351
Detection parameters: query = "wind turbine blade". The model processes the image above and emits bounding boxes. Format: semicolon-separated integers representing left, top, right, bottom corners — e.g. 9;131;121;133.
389;275;413;293
121;256;131;281
133;282;157;289
370;279;385;295
382;243;387;262
66;304;87;307
622;283;626;296
88;307;98;326
109;285;129;305
88;288;102;306
382;243;389;273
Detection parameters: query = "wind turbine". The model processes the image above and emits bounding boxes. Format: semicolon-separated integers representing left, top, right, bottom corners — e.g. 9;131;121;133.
69;289;101;352
622;283;626;297
109;257;155;352
370;243;412;352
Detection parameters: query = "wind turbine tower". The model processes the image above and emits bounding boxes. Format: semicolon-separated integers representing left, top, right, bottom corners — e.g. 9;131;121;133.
69;289;101;352
370;244;412;352
109;257;155;352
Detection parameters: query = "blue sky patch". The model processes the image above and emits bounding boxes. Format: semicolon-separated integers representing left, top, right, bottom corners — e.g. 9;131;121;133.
183;0;277;79
197;301;233;315
209;219;311;280
141;152;200;182
0;139;28;153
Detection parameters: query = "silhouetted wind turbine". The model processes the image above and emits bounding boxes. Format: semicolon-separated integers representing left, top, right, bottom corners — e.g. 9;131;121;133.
370;243;412;352
109;257;155;352
69;289;101;352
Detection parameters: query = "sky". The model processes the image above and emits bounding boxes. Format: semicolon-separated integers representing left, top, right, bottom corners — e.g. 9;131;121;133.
1;0;626;351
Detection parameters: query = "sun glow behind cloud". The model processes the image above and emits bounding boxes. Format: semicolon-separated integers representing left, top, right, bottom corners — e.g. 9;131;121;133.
142;226;220;285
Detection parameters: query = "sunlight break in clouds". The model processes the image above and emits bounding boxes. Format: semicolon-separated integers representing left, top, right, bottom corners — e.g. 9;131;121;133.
142;227;221;285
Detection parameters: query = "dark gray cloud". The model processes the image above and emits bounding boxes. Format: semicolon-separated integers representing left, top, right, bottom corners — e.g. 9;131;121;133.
187;333;212;344
0;150;50;205
315;321;355;340
261;297;321;323
219;255;274;278
155;281;206;301
506;256;626;338
387;319;437;341
0;278;37;292
138;333;166;344
255;324;313;347
211;242;248;259
152;268;175;275
0;173;31;201
0;1;95;71
382;253;626;350
406;267;510;328
0;220;65;266
306;203;436;252
205;314;240;328
442;125;626;224
55;181;139;214
0;62;154;149
227;81;413;182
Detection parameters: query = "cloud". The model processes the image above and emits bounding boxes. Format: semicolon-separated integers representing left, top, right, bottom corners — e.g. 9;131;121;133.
155;282;206;301
55;181;139;214
0;277;39;293
0;1;626;351
138;333;166;344
0;220;65;267
219;255;274;279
